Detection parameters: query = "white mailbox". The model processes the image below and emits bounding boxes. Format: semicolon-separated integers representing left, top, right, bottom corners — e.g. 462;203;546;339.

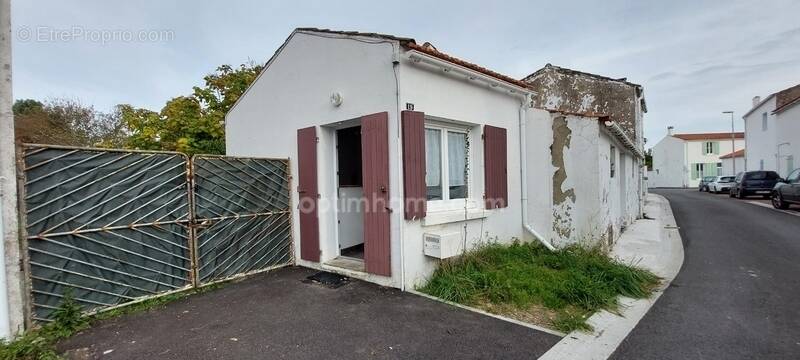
423;232;462;259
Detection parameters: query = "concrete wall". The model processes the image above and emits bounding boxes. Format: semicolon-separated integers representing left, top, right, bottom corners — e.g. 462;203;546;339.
775;104;800;177
744;96;778;172
225;31;402;286
649;135;685;187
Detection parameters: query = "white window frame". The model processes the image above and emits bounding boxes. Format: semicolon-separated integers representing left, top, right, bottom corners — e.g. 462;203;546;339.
762;112;768;131
425;121;475;212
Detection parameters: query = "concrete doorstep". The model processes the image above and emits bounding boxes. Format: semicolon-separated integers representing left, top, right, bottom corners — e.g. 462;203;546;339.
537;193;685;360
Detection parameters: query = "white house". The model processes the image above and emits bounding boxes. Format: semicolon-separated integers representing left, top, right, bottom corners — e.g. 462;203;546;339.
743;83;800;177
649;128;745;188
225;28;645;289
720;149;745;177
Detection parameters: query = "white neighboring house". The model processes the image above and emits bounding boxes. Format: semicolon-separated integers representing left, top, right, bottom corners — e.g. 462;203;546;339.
649;128;744;188
720;149;745;177
743;83;800;177
225;28;645;289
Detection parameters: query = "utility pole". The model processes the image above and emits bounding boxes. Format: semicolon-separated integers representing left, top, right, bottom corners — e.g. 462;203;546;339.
0;0;23;338
723;111;735;175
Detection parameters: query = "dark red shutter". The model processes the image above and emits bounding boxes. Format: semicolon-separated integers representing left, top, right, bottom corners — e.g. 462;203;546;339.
402;110;426;220
297;126;320;262
483;125;508;209
361;112;391;276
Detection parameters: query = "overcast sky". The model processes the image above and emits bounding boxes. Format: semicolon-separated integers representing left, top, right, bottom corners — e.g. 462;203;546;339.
11;0;800;147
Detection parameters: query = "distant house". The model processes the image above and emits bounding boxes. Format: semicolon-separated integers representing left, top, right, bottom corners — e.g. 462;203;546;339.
649;128;745;188
225;28;645;289
743;83;800;177
720;149;745;177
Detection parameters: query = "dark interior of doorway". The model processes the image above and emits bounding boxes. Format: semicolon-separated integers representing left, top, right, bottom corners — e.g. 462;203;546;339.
337;126;364;260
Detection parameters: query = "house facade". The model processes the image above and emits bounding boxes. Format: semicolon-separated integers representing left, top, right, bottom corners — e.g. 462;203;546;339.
743;84;800;177
720;149;745;177
225;28;645;289
649;129;745;188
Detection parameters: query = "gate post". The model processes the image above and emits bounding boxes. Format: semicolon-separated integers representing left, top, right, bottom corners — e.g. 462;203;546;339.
186;155;200;288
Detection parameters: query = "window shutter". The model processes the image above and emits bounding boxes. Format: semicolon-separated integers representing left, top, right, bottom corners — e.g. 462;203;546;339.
401;111;426;220
691;164;698;179
701;142;707;155
713;142;720;155
483;125;508;209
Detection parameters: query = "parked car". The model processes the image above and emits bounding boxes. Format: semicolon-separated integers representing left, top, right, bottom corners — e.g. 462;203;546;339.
729;171;782;199
708;175;736;194
698;176;716;192
772;168;800;209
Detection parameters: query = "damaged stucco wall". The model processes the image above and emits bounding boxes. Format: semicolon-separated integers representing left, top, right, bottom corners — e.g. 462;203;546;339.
547;113;640;248
524;65;644;149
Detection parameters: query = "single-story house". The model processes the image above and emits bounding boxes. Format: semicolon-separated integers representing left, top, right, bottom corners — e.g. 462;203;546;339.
225;28;645;289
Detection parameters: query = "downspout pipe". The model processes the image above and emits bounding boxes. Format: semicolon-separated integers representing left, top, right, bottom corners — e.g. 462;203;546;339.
518;98;556;251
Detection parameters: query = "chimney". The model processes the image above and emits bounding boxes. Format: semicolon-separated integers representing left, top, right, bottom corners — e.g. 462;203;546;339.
667;126;674;136
752;96;761;108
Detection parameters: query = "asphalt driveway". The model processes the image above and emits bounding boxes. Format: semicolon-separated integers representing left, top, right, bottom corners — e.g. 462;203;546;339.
58;266;560;359
612;189;800;359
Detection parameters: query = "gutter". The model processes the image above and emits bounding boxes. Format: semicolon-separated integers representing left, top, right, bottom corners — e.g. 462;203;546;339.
602;119;644;159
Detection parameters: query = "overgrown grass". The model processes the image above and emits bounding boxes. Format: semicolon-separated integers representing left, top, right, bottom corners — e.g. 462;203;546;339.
417;241;660;332
0;282;227;359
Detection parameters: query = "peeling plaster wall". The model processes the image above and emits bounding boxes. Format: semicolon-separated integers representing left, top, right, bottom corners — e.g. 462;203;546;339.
525;67;643;148
547;114;640;247
550;115;604;247
525;108;556;246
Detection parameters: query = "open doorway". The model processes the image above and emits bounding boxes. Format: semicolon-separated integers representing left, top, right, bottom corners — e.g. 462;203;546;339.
335;126;365;262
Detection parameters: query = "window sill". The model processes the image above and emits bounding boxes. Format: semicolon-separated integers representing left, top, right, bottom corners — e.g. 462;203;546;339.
422;208;488;226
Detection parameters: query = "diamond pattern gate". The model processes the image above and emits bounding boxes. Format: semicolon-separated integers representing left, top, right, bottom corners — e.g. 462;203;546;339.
19;145;293;323
191;155;292;285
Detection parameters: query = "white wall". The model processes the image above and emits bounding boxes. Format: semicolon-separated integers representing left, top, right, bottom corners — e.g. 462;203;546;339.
649;135;685;187
397;52;530;288
721;156;745;176
226;31;402;286
744;96;778;172
776;104;800;177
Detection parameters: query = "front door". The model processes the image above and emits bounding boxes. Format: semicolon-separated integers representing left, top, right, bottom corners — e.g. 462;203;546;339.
361;112;391;276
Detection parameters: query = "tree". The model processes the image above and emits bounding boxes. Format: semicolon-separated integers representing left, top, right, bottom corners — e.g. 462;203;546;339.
14;98;127;147
121;62;263;155
645;148;653;170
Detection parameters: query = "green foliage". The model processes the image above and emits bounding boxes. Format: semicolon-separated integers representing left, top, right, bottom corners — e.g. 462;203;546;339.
121;62;263;155
12;99;44;116
0;291;88;360
418;241;660;332
13;98;127;148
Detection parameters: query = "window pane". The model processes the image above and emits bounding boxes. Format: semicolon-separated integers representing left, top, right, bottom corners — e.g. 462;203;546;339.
448;132;468;199
425;129;442;200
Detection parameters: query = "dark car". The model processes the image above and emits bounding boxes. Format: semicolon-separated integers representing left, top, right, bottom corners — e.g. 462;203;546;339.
729;170;782;199
698;176;715;192
772;168;800;209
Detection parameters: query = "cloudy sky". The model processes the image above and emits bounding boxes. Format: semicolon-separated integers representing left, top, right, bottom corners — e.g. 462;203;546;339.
11;0;800;147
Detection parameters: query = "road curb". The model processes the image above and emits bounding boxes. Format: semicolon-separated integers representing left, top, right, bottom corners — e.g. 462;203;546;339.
537;193;685;360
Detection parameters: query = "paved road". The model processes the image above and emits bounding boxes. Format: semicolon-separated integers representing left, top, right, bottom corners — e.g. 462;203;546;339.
59;267;559;359
612;189;800;360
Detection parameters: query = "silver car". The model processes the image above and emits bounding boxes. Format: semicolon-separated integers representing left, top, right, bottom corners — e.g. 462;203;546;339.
708;175;736;194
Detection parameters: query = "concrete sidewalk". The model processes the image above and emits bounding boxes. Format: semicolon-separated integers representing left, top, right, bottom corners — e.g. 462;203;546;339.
538;193;684;360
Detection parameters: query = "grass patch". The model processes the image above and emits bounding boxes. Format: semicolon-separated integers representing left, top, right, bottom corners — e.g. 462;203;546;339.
417;241;660;333
0;282;227;359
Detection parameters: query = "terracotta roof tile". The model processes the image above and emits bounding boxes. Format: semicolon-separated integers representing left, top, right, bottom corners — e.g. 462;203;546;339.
720;149;745;159
774;83;800;113
672;132;744;141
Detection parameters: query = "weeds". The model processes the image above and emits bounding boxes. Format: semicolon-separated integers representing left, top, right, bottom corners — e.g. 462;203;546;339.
418;241;660;332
